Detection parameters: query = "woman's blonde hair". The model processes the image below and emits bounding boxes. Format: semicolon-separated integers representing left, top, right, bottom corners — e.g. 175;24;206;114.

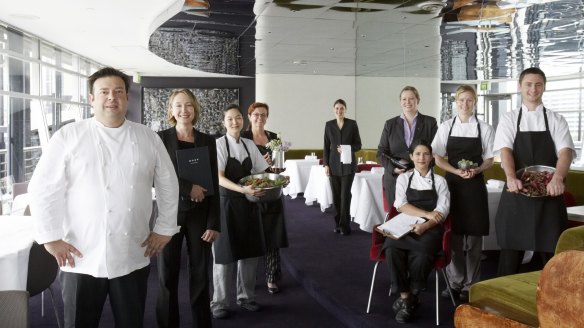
166;88;200;126
455;85;477;102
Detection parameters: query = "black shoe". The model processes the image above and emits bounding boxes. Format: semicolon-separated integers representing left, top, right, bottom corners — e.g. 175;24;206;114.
392;294;418;314
441;288;459;299
211;308;229;319
340;227;351;236
333;227;341;233
238;300;260;312
268;284;280;294
459;290;469;302
395;307;414;323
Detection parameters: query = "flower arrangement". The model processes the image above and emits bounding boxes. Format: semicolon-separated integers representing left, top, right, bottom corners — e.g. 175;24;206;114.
266;133;292;152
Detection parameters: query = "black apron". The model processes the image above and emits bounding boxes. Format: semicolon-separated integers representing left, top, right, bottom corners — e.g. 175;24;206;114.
213;138;265;264
251;135;289;249
495;108;567;252
445;117;489;236
384;170;443;255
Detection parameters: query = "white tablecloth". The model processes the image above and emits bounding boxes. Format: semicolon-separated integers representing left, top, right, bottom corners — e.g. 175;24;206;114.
0;215;34;291
304;166;333;212
350;172;385;232
483;186;503;250
281;159;319;199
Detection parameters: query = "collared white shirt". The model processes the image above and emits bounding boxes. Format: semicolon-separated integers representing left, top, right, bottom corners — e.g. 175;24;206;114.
29;118;179;279
493;104;576;158
432;115;495;159
394;169;450;222
216;134;269;174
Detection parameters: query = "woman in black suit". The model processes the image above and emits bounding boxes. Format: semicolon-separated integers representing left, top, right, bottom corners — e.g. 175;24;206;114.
323;99;362;235
241;102;289;295
156;89;220;328
377;86;438;209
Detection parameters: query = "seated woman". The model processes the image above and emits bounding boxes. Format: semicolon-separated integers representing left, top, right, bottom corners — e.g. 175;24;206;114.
383;139;450;324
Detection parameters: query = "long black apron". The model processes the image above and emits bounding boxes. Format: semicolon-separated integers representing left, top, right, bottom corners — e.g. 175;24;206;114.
213;138;265;264
383;170;443;255
445;117;489;235
495;108;567;252
253;141;288;249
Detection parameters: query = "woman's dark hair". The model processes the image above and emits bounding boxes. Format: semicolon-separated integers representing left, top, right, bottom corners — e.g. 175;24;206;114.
223;104;242;119
409;139;433;155
333;99;347;108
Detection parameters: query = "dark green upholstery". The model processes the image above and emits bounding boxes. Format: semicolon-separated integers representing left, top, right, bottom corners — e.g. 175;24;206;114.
468;225;584;327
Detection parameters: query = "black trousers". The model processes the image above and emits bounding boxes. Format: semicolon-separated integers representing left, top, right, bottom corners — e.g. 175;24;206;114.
60;265;150;328
497;249;553;276
329;174;354;230
385;247;434;294
156;207;212;328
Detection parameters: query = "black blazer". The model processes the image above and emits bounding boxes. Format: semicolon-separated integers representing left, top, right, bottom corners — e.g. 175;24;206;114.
376;113;437;205
323;118;362;176
158;127;220;232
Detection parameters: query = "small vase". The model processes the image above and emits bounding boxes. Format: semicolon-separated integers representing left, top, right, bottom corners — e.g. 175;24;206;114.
272;149;285;171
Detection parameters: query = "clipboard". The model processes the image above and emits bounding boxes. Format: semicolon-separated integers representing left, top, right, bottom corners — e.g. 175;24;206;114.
176;146;215;196
376;213;425;239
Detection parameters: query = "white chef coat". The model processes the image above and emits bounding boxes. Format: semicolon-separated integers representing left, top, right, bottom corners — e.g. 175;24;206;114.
29;118;179;279
394;169;450;222
431;115;495;160
493;104;576;158
216;134;269;174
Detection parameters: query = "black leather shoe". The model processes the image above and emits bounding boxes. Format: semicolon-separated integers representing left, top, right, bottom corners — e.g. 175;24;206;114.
333;227;341;233
441;287;459;299
395;307;414;323
392;294;418;314
340;227;351;236
268;283;280;294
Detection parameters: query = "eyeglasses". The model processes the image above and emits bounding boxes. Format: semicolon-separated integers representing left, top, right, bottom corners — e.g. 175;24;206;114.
251;113;267;118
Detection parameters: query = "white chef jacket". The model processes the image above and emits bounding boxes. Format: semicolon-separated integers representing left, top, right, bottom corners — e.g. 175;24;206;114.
217;134;269;174
432;115;495;159
493;104;576;158
29;118;179;279
394;169;450;223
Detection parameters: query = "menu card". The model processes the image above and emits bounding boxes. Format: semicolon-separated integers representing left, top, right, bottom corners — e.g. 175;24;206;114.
176;146;215;195
376;213;425;239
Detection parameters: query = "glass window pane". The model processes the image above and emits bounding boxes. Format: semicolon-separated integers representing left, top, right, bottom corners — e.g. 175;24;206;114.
41;65;56;98
22;35;38;59
59;70;79;102
40;42;56;65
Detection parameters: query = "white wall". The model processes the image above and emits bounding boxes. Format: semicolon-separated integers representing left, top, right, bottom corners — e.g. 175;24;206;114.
256;74;440;150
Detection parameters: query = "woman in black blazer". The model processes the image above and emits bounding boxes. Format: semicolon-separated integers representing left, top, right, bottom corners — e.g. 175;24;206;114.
377;86;438;209
323;99;362;235
156;89;220;328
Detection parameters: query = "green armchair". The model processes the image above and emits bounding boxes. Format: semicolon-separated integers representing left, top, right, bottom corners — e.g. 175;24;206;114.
454;225;584;327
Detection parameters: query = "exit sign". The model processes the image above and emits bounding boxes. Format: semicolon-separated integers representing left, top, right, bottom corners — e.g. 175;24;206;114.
480;81;489;91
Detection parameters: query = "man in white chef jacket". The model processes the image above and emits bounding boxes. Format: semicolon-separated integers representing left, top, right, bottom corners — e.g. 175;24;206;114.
28;67;179;328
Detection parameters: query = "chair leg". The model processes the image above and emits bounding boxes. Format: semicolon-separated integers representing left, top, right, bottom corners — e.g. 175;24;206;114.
435;270;439;326
41;290;44;317
47;286;62;328
366;261;380;314
440;269;457;307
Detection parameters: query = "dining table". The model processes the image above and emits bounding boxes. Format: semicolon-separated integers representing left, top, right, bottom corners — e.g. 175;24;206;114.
350;170;385;232
0;215;35;291
303;165;333;212
281;158;320;199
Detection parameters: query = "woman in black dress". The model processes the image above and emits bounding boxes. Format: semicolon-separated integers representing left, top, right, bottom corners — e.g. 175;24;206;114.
377;86;437;209
156;89;220;328
323;99;362;235
241;102;289;295
384;139;450;324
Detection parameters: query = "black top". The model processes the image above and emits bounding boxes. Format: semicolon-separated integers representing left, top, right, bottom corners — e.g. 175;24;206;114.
157;127;220;232
323;118;362;176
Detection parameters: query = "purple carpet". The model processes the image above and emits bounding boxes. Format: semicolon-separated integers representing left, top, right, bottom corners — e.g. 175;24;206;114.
29;195;508;327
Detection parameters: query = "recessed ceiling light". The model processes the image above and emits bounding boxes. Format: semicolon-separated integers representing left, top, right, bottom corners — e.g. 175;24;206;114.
9;13;40;20
293;60;308;65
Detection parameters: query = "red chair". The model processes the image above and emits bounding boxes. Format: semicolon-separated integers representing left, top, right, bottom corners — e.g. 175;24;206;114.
357;163;382;173
366;210;457;326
